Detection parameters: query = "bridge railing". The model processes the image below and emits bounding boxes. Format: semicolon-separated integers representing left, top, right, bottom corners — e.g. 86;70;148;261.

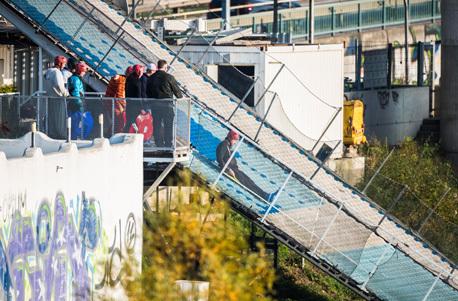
205;0;441;39
0;94;191;154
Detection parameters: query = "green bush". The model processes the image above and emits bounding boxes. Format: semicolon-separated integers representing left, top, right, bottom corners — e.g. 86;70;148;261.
0;85;17;93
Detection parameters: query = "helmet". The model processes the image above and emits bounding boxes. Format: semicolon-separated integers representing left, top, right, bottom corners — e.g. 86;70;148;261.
125;66;134;76
133;64;144;78
75;62;88;75
54;56;67;68
227;129;240;141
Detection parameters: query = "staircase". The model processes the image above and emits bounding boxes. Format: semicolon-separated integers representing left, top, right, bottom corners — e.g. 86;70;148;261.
1;0;457;300
416;118;440;144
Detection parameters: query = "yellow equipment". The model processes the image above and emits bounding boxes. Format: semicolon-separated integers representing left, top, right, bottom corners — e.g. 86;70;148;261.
343;99;367;146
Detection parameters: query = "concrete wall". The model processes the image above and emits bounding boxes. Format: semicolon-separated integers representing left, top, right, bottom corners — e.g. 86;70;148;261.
0;133;143;300
346;86;430;145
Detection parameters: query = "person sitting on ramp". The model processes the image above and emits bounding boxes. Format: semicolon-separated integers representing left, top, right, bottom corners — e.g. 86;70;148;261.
216;129;278;202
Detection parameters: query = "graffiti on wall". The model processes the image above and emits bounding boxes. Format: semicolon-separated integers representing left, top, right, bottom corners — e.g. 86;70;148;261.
0;191;136;301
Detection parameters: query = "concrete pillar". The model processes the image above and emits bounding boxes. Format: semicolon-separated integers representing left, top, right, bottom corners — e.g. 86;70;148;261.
440;0;458;166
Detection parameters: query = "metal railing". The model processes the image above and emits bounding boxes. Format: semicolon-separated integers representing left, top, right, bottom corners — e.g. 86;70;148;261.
204;0;441;39
188;101;458;297
0;94;191;153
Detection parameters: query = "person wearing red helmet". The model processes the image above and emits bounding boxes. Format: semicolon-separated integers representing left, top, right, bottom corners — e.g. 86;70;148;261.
44;55;69;139
67;62;88;114
125;64;146;131
216;129;277;201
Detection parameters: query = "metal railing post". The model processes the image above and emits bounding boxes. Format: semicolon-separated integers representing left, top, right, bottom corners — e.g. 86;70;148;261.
309;141;342;180
254;93;277;142
111;99;115;136
170;28;197;66
260;171;293;223
418;187;451;234
211;136;245;188
421;273;442;301
311;202;343;256
196;24;227;67
311;107;342;153
93;31;125;73
66;117;71;143
228;77;259;121
39;0;64;29
375;186;408;229
360;245;392;290
254;64;285;108
72;7;95;40
362;148;395;194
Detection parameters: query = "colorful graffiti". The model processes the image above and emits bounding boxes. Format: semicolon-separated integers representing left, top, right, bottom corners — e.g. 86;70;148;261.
0;191;102;301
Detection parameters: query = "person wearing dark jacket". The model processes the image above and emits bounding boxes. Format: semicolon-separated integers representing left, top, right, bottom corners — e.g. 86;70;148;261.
125;64;144;131
146;59;183;147
216;130;277;201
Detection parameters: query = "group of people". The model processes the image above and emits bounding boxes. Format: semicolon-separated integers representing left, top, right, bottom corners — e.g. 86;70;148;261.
44;55;182;146
43;55;277;202
44;56;88;139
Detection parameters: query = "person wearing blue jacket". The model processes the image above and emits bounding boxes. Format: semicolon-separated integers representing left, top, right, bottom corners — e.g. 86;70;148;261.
67;62;93;139
67;62;87;114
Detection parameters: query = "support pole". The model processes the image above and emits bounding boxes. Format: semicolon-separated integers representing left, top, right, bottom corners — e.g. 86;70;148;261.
421;273;442;301
260;171;293;223
211;137;245;188
254;64;285;108
254;93;277;142
376;186;408;229
355;39;362;90
362;148;395;194
361;245;392;290
308;0;315;44
99;114;104;138
66;117;71;143
403;0;410;84
311;107;342;153
222;0;231;30
418;187;451;234
170;28;196;66
312;202;343;256
228;77;259;121
309;141;342;180
417;42;425;86
273;0;279;42
38;47;43;92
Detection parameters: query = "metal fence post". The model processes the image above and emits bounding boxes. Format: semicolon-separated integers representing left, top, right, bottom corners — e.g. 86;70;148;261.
311;202;343;256
418;187;451;234
39;0;64;29
93;31;125;73
421;273;442;301
417;41;425;86
311;107;342;153
360;245;393;290
170;28;196;66
362;148;395;194
228;77;259;121
211;136;245;188
254;64;285;108
111;99;115;136
254;93;277;142
260;171;293;223
375;186;408;229
309;141;342;180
